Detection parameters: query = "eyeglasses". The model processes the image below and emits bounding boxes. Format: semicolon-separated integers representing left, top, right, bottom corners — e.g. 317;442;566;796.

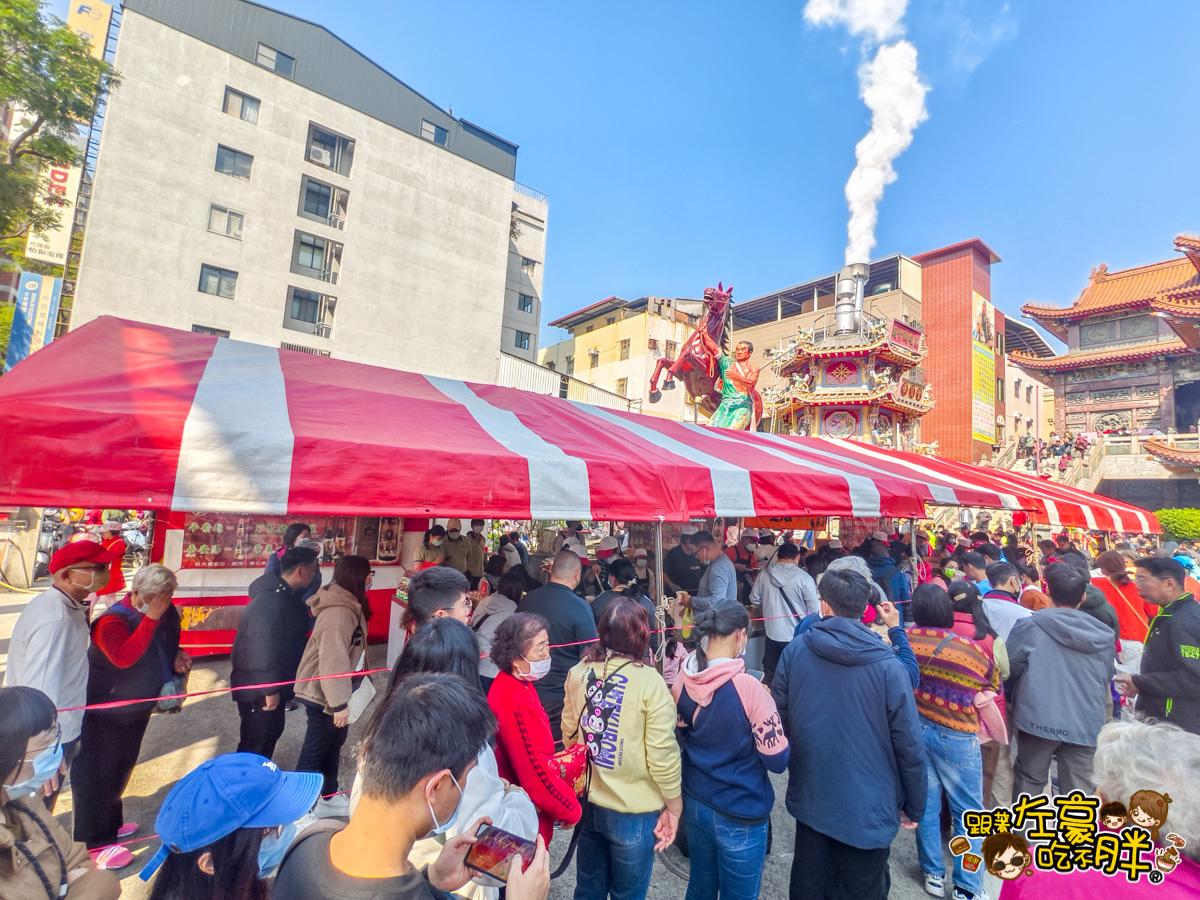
442;599;472;612
22;722;61;762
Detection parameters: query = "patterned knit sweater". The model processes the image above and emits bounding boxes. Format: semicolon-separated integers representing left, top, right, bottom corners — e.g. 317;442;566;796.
906;626;999;732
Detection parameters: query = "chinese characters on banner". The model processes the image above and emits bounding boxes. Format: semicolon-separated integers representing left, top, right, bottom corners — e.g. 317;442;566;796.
971;290;997;443
181;513;404;569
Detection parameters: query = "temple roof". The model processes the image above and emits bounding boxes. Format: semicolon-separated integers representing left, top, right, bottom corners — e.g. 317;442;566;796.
1022;234;1200;339
1009;338;1187;371
1144;439;1200;468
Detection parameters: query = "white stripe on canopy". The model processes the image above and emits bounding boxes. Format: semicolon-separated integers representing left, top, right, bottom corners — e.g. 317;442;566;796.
173;340;294;512
569;403;757;516
427;377;594;520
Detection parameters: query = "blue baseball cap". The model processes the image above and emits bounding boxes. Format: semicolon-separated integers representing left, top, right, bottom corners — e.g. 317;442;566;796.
139;753;322;881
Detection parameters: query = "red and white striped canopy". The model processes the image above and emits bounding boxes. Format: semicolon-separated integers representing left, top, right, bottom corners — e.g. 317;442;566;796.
0;317;1156;533
800;441;1159;534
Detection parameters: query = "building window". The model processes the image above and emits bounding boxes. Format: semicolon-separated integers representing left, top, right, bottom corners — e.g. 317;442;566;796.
299;176;348;229
1026;385;1033;403
584;325;593;333
648;338;659;350
615;378;628;396
514;331;531;351
306;124;355;177
222;87;259;124
589;351;599;369
192;324;229;337
292;231;343;283
996;377;1005;403
420;119;449;147
518;293;534;313
566;356;575;375
255;43;294;78
666;340;678;358
198;264;237;299
547;361;556;372
285;287;335;338
215;145;253;180
207;205;244;240
618;339;631;360
521;257;537;274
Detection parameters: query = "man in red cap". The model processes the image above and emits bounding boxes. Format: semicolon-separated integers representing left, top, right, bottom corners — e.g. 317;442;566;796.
3;540;122;808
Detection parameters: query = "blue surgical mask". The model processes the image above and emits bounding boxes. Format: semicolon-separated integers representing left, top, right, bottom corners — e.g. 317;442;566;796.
257;821;297;879
5;741;63;799
423;772;464;839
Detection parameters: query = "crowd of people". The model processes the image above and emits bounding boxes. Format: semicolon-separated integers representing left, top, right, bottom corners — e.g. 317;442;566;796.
2;516;1199;900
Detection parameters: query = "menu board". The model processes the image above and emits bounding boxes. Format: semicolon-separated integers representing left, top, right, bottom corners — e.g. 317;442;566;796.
626;520;710;553
181;513;404;569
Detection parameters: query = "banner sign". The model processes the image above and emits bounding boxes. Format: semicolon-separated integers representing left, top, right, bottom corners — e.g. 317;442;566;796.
744;516;827;530
67;2;113;61
4;272;62;373
971;291;997;443
24;160;83;265
180;513;403;569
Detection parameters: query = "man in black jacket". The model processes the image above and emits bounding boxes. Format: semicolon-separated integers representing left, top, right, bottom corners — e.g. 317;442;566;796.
231;545;320;758
1115;557;1200;735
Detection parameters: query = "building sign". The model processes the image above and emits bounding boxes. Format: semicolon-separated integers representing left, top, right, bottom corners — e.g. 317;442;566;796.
180;513;403;569
745;516;827;530
888;320;923;353
24;160;83;265
4;273;62;373
67;2;113;60
972;291;996;443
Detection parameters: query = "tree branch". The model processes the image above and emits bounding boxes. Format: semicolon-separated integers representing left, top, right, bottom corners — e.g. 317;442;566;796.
5;114;44;166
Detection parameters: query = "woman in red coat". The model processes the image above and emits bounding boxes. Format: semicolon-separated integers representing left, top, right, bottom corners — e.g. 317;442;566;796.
487;612;581;845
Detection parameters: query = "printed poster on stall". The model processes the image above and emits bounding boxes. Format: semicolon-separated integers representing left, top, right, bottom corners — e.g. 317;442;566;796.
181;513;404;568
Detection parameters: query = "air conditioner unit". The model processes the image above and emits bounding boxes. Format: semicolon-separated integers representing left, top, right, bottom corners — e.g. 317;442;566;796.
309;147;332;166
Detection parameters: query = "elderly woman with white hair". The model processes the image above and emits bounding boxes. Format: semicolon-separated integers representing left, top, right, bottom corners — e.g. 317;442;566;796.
71;563;191;870
1000;719;1200;897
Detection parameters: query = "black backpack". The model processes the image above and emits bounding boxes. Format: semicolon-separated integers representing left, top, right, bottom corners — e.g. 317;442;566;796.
872;565;900;603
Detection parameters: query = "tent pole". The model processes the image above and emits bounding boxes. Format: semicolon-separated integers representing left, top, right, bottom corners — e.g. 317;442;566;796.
654;518;666;675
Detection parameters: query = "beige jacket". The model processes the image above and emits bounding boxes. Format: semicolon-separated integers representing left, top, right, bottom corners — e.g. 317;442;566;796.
294;584;368;713
0;796;119;900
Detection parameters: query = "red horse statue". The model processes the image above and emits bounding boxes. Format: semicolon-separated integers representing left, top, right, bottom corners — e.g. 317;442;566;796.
649;283;763;429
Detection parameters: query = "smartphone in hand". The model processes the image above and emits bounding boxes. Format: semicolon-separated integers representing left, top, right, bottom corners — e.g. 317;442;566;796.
464;824;537;883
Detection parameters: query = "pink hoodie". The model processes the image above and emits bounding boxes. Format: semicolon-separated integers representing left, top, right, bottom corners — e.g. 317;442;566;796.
672;655;788;758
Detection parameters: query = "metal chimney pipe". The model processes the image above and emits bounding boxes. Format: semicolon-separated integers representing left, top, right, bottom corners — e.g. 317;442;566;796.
834;263;871;334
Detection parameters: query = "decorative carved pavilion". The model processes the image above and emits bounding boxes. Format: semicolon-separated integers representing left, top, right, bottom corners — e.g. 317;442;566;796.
1014;234;1200;435
762;310;932;447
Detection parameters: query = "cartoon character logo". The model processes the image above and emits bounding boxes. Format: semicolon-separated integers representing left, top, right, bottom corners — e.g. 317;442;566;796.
580;670;616;760
981;832;1032;880
1099;800;1128;830
1129;790;1172;842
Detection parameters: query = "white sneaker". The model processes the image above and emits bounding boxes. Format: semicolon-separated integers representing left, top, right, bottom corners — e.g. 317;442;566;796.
314;794;350;817
952;889;987;900
924;874;946;897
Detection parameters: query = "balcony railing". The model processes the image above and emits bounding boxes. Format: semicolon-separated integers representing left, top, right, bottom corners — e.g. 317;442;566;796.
514;182;547;203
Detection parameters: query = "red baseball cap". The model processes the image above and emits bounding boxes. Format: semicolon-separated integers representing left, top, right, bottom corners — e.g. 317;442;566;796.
50;540;123;574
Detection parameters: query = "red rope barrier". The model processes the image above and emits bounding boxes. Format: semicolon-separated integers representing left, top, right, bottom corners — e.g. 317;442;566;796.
57;614;814;714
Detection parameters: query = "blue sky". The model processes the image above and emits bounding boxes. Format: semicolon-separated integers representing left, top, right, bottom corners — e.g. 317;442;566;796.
61;1;1200;349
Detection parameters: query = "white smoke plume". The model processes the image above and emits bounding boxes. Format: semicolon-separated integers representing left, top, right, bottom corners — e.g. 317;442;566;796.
803;0;930;264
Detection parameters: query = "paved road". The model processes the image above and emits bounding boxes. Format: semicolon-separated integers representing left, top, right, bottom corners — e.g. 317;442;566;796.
0;584;1001;899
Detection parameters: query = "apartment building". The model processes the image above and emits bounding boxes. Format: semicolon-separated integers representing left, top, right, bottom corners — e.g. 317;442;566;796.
70;0;545;382
539;296;703;420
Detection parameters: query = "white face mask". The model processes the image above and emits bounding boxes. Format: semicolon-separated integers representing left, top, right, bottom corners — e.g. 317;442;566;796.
67;567;103;592
518;656;552;681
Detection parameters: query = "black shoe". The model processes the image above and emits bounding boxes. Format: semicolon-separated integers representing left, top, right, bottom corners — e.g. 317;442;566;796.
286;700;299;711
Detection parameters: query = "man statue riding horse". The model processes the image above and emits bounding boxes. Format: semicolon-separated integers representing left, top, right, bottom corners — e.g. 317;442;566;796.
648;282;763;431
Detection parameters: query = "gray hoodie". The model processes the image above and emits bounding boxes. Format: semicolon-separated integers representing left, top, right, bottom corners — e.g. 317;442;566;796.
1006;607;1115;747
751;562;819;641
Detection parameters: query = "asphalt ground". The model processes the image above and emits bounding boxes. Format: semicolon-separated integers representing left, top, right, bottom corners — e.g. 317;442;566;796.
0;583;1003;899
